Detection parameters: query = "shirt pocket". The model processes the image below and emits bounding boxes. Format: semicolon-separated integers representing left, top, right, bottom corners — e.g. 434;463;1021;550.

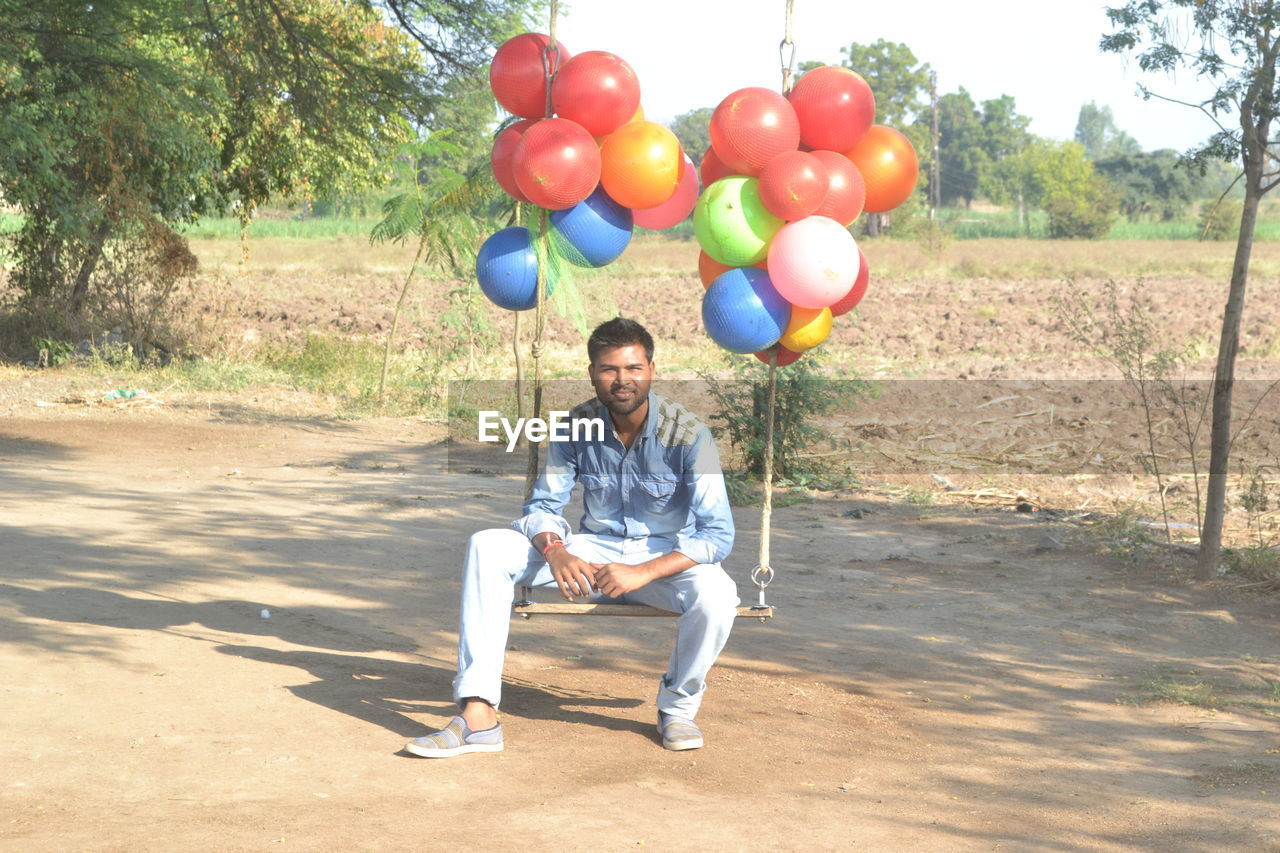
637;475;678;511
581;472;612;493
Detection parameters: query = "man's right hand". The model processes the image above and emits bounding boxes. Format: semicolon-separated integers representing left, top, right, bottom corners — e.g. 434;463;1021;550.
546;547;598;600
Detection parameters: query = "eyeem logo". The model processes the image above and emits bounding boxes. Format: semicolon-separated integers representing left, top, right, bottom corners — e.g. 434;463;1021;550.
477;411;605;452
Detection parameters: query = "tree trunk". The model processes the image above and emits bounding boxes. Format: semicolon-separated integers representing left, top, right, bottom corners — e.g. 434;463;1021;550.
1196;178;1262;581
68;220;111;316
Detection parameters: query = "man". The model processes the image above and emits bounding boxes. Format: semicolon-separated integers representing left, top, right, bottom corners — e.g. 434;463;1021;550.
406;317;739;757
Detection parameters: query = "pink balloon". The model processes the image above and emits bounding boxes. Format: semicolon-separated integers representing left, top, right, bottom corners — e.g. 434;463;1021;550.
766;216;860;308
633;153;699;229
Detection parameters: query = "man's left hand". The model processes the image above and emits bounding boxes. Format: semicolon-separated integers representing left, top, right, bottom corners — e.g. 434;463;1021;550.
592;562;653;598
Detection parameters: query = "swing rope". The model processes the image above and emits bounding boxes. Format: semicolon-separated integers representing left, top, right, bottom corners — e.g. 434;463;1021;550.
749;0;795;614
523;0;562;502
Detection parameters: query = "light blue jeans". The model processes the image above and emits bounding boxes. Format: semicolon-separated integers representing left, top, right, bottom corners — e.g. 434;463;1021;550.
452;528;740;720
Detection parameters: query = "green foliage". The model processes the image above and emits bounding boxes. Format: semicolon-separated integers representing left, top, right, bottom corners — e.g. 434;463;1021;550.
1198;198;1242;241
1096;149;1204;221
838;39;931;127
0;0;531;341
933;89;987;207
668;108;714;166
1074;101;1141;160
702;352;862;485
1006;140;1119;239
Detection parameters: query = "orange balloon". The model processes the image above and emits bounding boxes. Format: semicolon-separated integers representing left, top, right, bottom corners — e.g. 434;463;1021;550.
600;121;682;209
595;104;647;146
697;250;767;288
779;306;833;352
843;125;919;213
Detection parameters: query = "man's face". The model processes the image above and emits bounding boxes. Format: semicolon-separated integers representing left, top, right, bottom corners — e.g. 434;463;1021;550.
588;343;654;417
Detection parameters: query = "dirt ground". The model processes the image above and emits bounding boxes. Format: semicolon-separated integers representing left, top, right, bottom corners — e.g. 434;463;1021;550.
2;375;1279;852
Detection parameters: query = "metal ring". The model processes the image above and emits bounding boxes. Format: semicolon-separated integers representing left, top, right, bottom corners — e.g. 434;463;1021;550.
750;565;775;589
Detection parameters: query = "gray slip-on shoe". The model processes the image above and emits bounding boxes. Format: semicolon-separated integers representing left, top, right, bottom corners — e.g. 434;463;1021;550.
657;712;704;751
405;716;504;758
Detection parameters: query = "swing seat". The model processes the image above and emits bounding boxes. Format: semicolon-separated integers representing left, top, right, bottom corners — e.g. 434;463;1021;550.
513;592;773;620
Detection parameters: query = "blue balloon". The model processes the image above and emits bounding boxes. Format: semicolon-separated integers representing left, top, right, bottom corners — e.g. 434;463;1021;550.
702;267;791;354
476;227;545;311
550;185;633;268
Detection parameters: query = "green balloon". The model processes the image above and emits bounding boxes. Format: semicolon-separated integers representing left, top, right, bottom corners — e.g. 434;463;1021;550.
693;176;784;267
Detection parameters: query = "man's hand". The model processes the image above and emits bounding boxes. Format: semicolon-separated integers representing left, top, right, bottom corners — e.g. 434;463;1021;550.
547;548;598;600
593;562;654;598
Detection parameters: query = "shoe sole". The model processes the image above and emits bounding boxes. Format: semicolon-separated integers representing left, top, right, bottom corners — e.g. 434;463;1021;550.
661;737;703;751
404;741;504;758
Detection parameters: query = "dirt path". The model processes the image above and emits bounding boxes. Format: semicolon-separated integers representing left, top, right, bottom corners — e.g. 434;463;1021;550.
2;389;1278;851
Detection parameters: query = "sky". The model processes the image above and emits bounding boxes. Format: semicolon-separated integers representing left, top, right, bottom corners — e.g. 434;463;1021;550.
547;0;1224;154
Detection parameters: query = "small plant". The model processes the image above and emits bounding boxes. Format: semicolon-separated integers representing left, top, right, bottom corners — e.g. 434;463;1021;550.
702;351;864;485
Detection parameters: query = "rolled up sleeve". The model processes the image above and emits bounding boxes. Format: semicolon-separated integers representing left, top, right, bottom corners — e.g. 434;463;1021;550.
513;438;576;542
673;427;735;565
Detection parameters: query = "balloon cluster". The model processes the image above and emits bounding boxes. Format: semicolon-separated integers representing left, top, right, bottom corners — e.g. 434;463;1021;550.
695;66;918;365
476;33;700;311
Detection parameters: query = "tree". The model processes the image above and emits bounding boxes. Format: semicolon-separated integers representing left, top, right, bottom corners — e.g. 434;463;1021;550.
934;89;988;207
838;39;931;127
0;0;529;345
669;107;714;165
1095;149;1203;220
988;139;1118;237
1074;101;1141;160
1103;1;1280;581
978;94;1034;225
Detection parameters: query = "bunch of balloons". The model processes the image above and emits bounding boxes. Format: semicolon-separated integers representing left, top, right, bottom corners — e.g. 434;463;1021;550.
475;33;701;311
695;66;918;364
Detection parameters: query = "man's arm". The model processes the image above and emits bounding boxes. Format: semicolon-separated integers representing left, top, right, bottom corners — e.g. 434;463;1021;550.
512;439;602;600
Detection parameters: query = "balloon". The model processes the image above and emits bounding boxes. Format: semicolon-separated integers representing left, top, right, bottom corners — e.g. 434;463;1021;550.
758;151;830;221
766;215;860;308
551;51;641;137
810;150;866;226
550;185;633;267
754;345;803;367
787;66;875;152
600;121;682;209
512;118;601;210
709;87;800;175
702;267;791;354
633;153;699;230
844;125;919;213
491;119;537;203
489;33;571;119
476;227;548;311
693;176;783;266
697;250;767;288
699;147;737;186
779;306;833;352
829;248;869;317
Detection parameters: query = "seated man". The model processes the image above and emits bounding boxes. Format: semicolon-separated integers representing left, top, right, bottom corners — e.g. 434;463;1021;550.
407;317;739;757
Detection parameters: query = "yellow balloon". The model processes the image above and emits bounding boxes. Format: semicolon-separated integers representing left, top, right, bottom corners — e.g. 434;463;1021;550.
779;306;833;352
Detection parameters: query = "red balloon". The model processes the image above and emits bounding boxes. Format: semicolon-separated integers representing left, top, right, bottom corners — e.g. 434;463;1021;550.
551;51;641;137
709;87;800;176
490;33;571;119
491;119;537;203
788;66;875;152
829;248;869;317
758;151;830;221
512;118;601;210
699;147;737;186
810;150;866;226
754;345;802;367
844;125;919;213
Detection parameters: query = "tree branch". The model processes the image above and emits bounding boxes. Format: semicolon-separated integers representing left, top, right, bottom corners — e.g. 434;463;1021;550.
1141;87;1236;137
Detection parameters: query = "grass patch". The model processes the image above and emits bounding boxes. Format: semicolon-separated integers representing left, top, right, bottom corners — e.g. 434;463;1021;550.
1127;668;1280;716
177;217;382;240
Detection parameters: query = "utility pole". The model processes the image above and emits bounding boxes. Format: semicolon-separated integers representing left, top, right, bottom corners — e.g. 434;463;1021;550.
929;70;940;220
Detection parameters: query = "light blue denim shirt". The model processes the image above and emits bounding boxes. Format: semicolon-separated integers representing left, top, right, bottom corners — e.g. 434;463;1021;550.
514;392;735;566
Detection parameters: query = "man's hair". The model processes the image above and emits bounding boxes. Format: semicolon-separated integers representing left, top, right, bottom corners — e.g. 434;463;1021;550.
587;317;654;364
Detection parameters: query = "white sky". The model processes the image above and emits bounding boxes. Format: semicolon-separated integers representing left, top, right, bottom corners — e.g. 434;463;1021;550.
549;0;1223;153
